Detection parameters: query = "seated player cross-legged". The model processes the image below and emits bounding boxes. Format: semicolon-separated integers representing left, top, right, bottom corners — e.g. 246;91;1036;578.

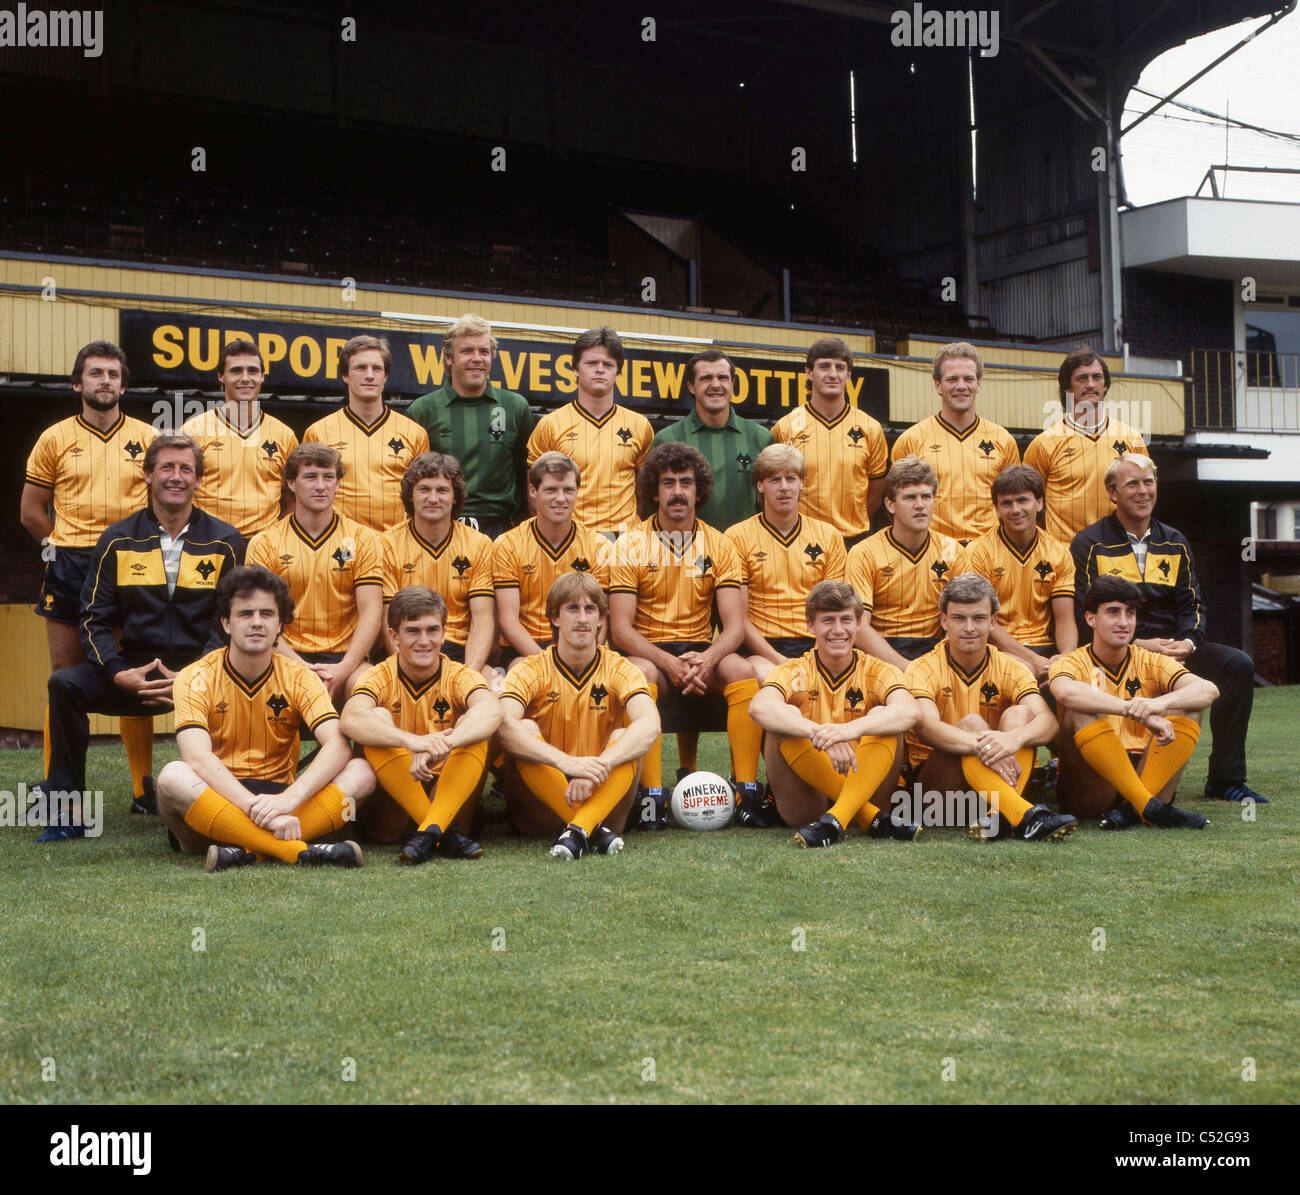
905;573;1074;842
340;587;502;863
496;573;661;860
156;566;376;872
1048;577;1219;829
609;442;765;829
748;580;922;848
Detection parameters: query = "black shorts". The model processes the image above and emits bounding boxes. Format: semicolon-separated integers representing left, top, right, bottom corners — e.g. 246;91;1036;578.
1027;643;1055;658
741;635;813;660
499;640;552;669
239;779;289;797
35;546;94;624
459;515;512;541
886;635;940;661
441;640;466;664
300;650;345;666
655;641;712;658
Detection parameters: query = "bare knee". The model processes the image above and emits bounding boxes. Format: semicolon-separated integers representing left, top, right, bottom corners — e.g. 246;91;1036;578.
337;757;376;799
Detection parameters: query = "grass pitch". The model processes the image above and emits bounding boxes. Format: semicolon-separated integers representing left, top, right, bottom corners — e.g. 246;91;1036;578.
2;687;1297;1104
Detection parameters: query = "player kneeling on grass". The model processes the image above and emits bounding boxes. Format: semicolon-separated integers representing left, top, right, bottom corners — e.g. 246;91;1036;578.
496;572;660;860
748;580;922;848
1048;577;1219;829
905;573;1073;842
157;566;376;872
339;587;502;864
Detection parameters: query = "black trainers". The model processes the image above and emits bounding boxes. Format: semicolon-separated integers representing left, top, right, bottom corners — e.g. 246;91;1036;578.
398;829;440;865
735;781;777;828
869;810;922;842
296;840;365;868
1018;804;1078;843
1145;802;1209;830
131;775;157;816
1204;780;1268;804
587;823;625;856
794;812;846;848
205;844;256;872
632;787;668;832
549;825;588;860
436;827;484;859
1098;801;1135;831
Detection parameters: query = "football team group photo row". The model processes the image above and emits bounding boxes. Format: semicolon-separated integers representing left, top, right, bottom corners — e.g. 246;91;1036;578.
20;316;1264;868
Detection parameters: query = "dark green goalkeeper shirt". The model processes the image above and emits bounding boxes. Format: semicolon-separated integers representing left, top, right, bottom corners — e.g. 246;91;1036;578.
652;407;773;531
405;381;536;521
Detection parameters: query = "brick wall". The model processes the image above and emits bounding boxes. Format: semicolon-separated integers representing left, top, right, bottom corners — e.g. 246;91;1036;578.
1252;615;1288;685
1122;269;1235;428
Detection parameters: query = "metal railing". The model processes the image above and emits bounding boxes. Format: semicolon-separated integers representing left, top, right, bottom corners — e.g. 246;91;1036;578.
1189;349;1300;432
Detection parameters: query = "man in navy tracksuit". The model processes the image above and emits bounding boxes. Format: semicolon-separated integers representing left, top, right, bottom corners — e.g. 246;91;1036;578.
39;435;243;840
1071;453;1264;806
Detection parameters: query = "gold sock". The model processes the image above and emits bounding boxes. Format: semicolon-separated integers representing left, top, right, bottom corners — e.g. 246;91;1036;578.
676;732;698;773
294;783;348;840
571;761;637;834
826;735;895;827
184;787;304;864
365;744;430;821
960;748;1036;827
724;678;762;784
1073;720;1156;815
119;715;154;798
1139;716;1200;798
43;706;51;777
641;684;662;789
517;756;577;823
780;737;845;799
422;742;488;832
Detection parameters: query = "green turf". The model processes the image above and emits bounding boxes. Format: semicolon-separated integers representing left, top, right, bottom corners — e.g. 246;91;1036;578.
3;688;1298;1104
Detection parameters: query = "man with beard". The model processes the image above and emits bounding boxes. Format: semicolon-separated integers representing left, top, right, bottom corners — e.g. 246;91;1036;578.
21;341;158;812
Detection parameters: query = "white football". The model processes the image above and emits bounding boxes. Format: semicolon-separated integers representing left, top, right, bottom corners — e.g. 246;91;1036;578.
670;771;735;831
